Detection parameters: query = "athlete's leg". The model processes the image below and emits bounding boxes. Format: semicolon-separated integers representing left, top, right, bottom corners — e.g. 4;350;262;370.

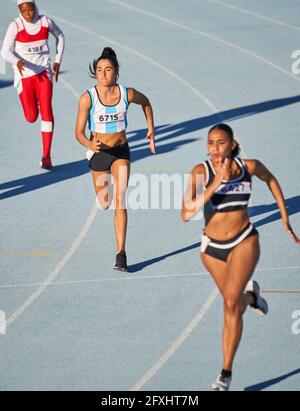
18;75;39;123
35;71;54;160
111;159;130;253
201;252;228;293
222;234;260;371
91;169;112;210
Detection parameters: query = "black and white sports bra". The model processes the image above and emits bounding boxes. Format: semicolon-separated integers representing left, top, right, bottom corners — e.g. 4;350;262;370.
203;157;252;213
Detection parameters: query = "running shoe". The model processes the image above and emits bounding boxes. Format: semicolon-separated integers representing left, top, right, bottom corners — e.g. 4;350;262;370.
212;373;232;391
113;251;128;272
40;156;52;170
245;280;268;316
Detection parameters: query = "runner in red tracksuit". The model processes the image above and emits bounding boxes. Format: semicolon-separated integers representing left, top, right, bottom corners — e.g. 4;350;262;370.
1;0;65;169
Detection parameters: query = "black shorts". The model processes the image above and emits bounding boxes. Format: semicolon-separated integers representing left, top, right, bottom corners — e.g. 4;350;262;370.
200;223;258;262
89;142;131;172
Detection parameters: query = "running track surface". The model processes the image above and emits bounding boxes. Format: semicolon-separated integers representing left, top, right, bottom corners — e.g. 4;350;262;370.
0;0;300;391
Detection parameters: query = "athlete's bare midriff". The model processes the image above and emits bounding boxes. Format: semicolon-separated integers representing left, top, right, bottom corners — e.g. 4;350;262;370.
204;209;251;240
91;130;127;149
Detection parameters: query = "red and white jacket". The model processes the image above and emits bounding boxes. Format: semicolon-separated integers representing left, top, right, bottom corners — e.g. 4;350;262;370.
1;14;64;88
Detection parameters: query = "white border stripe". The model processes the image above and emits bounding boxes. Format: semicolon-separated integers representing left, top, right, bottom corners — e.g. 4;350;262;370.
216;201;249;209
209;224;253;249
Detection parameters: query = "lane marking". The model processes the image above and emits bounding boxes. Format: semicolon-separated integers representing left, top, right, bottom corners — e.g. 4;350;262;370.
0;250;54;257
0;273;209;289
130;287;220;391
44;12;221;114
108;0;300;83
6;205;97;329
1;266;299;290
208;0;300;32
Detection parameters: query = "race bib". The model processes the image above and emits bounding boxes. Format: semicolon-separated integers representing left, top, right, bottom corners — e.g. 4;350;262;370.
23;43;49;55
96;113;124;123
216;181;252;195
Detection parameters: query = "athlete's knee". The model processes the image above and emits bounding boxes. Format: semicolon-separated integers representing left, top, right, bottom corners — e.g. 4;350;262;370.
114;191;127;209
223;294;243;315
96;195;111;210
24;110;38;123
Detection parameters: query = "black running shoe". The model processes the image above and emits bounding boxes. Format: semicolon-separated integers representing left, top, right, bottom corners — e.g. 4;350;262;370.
113;251;128;272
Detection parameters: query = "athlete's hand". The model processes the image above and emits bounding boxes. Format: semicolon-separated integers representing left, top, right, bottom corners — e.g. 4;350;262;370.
213;157;229;188
52;63;60;82
89;136;101;153
17;59;26;76
282;220;300;244
146;131;156;154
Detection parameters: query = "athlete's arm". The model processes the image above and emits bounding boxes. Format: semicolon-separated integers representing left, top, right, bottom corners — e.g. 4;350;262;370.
47;17;65;82
127;87;155;154
182;158;231;221
1;21;25;74
75;92;101;152
245;159;300;243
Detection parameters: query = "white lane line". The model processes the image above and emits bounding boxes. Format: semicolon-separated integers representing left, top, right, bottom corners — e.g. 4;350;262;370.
130;287;220;391
108;0;300;83
44;10;248;159
0;273;209;289
6;204;97;329
208;0;300;32
2;44;98;330
44;12;220;115
58;76;81;98
1;266;299;290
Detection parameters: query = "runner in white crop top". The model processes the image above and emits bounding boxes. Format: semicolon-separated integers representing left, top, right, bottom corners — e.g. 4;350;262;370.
75;47;156;272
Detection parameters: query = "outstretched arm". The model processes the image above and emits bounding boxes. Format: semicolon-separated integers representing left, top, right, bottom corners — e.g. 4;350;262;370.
246;159;300;243
127;88;155;154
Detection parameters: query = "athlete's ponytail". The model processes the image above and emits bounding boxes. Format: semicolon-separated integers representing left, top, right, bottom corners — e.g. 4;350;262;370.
89;47;120;79
208;123;241;157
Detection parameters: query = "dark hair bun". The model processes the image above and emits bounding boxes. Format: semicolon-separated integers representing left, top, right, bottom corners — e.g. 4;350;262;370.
100;47;117;59
88;47;120;79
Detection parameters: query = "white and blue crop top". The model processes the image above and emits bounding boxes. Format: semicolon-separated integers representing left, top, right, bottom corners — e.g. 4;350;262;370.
203;157;252;213
87;84;129;134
